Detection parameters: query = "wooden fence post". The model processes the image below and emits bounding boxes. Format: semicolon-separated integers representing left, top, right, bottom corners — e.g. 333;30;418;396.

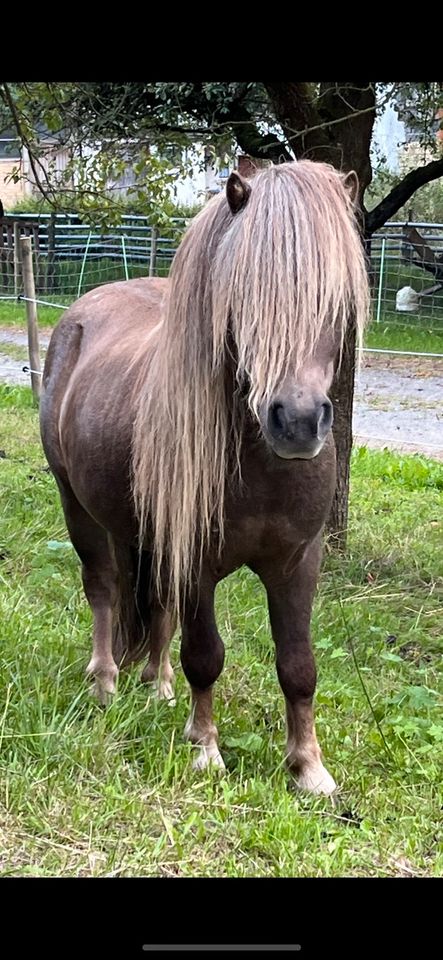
21;237;41;402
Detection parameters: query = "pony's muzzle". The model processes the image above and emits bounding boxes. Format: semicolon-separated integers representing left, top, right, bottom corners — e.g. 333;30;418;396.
266;395;333;460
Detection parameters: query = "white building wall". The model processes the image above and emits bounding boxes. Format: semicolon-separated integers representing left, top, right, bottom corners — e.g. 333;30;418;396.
372;102;406;172
169;145;232;206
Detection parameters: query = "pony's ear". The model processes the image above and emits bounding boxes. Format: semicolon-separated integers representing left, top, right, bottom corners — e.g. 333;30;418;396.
226;171;251;215
343;170;359;206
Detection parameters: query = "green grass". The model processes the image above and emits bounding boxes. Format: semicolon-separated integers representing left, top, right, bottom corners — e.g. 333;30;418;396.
365;319;443;354
0;300;65;329
0;384;442;876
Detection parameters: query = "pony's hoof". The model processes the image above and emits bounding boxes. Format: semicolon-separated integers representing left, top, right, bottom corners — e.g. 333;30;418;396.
91;681;115;707
295;763;337;796
140;663;156;684
142;676;176;706
155;680;176;705
86;659;118;706
192;744;226;772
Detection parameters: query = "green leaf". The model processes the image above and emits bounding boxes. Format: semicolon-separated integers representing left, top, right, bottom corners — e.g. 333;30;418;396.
330;647;348;660
316;636;333;650
428;724;443;742
407;686;438;709
380;651;403;663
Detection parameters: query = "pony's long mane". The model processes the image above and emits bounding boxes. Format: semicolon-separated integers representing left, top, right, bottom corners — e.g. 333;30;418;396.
131;160;370;614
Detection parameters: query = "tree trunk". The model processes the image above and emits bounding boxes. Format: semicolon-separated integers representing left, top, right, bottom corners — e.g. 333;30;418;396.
265;82;376;547
328;323;357;545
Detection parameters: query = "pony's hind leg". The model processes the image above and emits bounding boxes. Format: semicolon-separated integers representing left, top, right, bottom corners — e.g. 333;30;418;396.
59;483;118;704
260;534;337;796
140;607;176;703
181;580;225;771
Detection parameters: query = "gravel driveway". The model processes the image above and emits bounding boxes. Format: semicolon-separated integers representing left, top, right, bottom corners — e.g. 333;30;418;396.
353;355;443;458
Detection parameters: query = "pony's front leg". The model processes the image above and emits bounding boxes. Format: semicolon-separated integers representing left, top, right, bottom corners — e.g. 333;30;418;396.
261;535;337;796
181;580;225;771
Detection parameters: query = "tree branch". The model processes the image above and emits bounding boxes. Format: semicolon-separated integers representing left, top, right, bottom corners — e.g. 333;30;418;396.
73;83;294;165
223;115;292;164
196;92;293;164
366;156;443;234
403;225;443;279
263;83;325;158
0;83;57;205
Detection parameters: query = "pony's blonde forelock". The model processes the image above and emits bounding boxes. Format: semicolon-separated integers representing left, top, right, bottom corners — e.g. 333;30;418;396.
131;160;370;615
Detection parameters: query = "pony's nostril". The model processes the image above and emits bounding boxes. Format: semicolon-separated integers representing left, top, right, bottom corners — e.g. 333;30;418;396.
318;400;333;434
270;402;286;433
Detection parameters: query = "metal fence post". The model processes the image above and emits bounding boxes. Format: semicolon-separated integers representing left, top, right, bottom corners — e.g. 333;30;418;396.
77;231;92;299
376;236;386;324
121;235;129;281
149;227;158;277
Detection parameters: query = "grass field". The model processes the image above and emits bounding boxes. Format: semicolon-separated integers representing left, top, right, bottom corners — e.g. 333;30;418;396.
0;384;442;877
364;317;443;354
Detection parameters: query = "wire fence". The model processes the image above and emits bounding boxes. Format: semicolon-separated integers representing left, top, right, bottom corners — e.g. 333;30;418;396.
0;212;184;301
0;224;441;460
1;213;443;331
370;221;443;330
0;212;443;367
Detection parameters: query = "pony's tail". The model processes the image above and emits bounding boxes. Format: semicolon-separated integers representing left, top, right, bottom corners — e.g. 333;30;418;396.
110;540;152;668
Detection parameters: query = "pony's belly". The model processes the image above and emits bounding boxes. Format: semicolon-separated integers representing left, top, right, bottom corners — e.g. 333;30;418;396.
58;377;138;542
